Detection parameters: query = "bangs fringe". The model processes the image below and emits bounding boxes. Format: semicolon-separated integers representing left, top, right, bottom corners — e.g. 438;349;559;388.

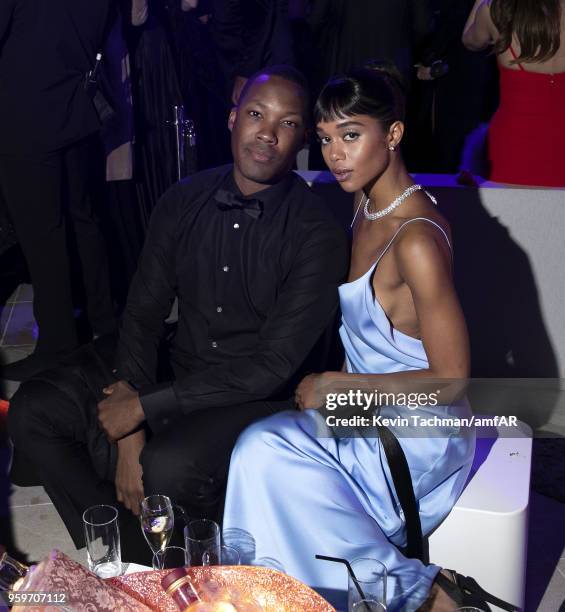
314;68;405;127
314;78;360;124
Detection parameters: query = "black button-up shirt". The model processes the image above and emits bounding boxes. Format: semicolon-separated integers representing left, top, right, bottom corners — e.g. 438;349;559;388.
115;165;349;431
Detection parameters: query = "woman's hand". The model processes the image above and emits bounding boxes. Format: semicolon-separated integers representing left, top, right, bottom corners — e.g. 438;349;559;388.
295;373;332;410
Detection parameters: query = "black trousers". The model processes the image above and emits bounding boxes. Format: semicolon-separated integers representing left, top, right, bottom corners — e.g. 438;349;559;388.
8;374;290;562
0;137;115;354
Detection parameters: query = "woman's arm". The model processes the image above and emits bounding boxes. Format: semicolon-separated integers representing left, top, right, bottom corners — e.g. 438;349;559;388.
393;227;470;378
462;0;498;51
295;229;470;408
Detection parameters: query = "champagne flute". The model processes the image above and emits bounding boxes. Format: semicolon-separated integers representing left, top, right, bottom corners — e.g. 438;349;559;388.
153;546;189;570
140;495;174;555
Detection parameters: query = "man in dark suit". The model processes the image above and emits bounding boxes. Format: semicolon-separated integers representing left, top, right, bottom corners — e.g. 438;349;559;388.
0;0;116;380
211;0;295;104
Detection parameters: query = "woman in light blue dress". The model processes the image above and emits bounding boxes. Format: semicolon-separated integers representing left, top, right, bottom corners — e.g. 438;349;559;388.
222;67;475;611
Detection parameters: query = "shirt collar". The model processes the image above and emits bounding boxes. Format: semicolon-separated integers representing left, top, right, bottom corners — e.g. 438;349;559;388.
219;167;296;213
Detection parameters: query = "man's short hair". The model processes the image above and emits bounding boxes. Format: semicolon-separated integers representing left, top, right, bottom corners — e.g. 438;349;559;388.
237;65;311;117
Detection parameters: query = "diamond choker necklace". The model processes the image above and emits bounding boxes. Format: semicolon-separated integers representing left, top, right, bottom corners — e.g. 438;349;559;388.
364;184;423;220
351;184;437;228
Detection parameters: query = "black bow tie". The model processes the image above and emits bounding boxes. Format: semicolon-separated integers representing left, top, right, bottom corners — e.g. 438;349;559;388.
215;189;263;219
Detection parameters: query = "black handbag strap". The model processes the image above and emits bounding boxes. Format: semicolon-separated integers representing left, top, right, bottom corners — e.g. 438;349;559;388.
454;574;521;612
377;424;520;612
376;425;424;562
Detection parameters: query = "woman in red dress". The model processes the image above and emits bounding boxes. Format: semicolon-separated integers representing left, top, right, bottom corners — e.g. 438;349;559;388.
463;0;565;187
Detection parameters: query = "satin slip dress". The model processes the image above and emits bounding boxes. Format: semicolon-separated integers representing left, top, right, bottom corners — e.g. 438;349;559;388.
223;217;476;611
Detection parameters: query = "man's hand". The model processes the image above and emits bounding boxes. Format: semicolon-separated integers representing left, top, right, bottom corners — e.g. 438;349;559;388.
115;430;145;515
98;380;145;442
295;373;330;410
232;76;248;106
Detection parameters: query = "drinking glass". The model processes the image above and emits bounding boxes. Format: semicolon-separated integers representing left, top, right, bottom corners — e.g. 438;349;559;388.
0;551;29;590
153;546;189;570
347;558;387;612
184;519;220;567
82;505;122;577
140;495;174;556
202;544;241;566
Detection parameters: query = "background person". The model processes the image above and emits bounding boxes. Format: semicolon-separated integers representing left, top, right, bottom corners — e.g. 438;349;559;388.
463;0;565;187
0;0;117;380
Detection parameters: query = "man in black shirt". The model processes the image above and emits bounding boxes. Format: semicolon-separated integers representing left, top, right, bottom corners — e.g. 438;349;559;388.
9;66;348;558
0;0;116;379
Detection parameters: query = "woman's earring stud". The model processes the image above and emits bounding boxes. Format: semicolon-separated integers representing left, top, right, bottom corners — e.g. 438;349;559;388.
389;145;396;151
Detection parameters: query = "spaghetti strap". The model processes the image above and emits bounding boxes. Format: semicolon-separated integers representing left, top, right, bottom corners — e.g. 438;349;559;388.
509;45;526;71
374;217;452;268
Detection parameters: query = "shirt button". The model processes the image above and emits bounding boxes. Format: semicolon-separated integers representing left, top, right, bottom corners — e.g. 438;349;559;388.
211;341;218;348
216;306;223;313
233;223;240;229
222;265;229;272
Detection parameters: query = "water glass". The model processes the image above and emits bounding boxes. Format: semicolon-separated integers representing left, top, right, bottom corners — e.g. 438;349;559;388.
202;544;241;566
82;505;122;578
153;546;189;570
184;519;220;567
0;551;28;590
348;558;387;612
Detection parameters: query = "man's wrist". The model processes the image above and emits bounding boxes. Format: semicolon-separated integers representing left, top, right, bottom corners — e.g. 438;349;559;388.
138;383;178;432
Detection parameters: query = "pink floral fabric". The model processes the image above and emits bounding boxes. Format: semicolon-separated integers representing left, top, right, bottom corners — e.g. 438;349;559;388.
12;550;152;611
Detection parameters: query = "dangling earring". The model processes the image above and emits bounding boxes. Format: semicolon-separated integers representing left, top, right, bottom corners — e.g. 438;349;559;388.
389;145;396;151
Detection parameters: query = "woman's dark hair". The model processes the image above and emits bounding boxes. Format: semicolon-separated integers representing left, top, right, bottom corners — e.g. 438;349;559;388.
314;63;406;130
491;0;562;63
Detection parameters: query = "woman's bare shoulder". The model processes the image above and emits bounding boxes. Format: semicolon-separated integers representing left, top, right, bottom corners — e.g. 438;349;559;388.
391;215;452;270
